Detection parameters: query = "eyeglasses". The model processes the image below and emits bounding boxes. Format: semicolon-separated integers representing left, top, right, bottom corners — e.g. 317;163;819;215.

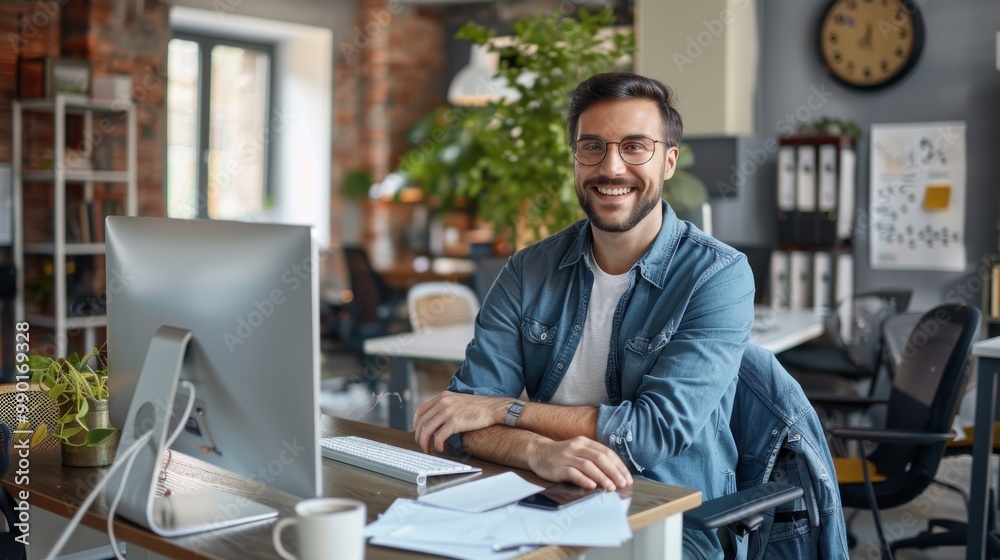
570;135;668;166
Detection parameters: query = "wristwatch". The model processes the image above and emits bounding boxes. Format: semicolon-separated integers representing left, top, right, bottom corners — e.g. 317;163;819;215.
504;400;526;427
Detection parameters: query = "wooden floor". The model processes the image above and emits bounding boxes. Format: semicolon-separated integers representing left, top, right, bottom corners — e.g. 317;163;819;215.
318;346;984;560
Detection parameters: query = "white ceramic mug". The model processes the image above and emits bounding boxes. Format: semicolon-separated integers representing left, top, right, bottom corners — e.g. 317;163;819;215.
272;498;366;560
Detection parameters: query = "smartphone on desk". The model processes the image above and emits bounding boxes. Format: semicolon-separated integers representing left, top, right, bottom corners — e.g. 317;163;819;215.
517;483;604;510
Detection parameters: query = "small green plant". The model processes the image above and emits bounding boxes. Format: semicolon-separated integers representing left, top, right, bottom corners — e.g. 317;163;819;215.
24;347;116;447
799;116;862;140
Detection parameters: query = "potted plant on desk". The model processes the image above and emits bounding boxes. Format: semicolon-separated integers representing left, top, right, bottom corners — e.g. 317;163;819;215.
24;347;119;466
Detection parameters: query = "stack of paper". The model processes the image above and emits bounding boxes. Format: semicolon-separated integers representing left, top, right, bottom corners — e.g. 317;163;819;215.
363;473;633;560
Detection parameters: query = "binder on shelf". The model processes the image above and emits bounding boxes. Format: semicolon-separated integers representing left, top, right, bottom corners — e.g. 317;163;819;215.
837;148;856;240
777;146;797;212
813;251;833;313
817;144;838;212
795;145;817;212
769;250;790;310
788;250;812;310
991;264;1000;318
835;252;854;341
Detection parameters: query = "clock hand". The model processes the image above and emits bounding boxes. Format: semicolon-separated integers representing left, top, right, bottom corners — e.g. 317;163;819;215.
859;23;873;49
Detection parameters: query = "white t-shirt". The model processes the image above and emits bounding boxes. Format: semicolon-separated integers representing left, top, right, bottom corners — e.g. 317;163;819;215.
549;249;631;406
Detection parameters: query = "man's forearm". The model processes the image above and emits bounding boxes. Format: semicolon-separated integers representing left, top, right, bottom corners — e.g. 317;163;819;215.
460;425;544;470
517;402;598;441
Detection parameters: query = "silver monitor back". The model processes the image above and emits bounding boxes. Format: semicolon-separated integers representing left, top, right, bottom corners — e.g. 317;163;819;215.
106;216;320;501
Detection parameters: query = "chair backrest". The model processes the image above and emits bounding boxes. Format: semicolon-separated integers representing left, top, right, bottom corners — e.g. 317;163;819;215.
864;303;980;506
471;256;508;304
0;384;59;450
831;289;912;373
407;282;480;333
880;311;922;375
342;245;392;326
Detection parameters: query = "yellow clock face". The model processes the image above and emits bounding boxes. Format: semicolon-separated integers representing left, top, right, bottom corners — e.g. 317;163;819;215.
820;0;924;89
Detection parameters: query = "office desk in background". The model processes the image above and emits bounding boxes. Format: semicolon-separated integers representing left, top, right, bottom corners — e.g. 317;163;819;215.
377;257;476;290
366;307;825;430
8;416;700;560
967;337;1000;560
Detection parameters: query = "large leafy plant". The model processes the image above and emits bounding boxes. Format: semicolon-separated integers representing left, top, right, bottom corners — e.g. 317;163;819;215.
399;8;634;248
25;347;116;447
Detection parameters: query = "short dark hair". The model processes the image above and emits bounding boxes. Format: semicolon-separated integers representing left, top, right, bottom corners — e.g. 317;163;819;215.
566;72;683;147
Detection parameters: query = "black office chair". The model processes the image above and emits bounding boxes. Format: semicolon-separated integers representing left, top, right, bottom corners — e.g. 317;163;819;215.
0;422;26;560
890;401;1000;554
471;256;507;305
780;289;912;398
341;245;405;355
820;303;980;560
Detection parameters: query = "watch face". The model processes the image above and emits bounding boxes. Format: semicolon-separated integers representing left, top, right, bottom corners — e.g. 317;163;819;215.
819;0;924;90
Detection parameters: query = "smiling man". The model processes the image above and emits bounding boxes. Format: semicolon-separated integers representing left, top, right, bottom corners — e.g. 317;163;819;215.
413;72;755;558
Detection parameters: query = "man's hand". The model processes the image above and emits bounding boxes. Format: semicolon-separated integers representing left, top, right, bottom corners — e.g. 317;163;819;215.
526;436;634;492
413;391;509;453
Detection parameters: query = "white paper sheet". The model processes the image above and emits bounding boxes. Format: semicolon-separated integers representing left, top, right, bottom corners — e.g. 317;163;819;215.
364;492;633;559
417;472;544;513
869;121;966;271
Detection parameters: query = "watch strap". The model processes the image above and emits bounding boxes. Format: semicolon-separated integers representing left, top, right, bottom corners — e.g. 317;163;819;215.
504;400;526;427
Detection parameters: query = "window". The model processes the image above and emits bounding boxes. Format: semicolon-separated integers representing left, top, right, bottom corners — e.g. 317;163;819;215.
167;34;273;220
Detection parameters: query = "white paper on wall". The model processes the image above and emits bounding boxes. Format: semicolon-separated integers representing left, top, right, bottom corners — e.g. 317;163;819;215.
869;122;966;271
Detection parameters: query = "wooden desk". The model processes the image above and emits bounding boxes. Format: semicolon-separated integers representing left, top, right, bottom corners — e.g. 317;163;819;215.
377;258;476;290
365;307;825;430
7;416;700;560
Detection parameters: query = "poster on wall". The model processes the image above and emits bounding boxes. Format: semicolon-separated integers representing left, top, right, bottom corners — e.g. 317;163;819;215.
869;121;966;271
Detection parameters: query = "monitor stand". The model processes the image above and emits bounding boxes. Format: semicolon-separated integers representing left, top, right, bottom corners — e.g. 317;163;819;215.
105;326;278;537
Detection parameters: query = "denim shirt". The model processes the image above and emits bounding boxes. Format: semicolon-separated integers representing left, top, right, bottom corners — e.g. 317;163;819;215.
733;345;850;560
449;201;754;503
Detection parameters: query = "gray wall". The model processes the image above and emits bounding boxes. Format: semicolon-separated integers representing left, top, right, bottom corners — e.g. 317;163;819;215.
712;0;1000;312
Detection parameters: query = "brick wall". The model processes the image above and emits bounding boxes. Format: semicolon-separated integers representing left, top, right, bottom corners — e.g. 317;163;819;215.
0;0;168;217
332;0;446;249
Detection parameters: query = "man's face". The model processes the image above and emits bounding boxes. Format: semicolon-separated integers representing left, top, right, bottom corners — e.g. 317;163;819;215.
573;99;679;233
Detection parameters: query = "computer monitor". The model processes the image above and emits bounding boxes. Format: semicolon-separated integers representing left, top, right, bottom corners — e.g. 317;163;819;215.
104;216;320;536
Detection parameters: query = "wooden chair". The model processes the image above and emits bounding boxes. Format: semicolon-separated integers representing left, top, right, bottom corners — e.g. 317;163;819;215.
0;383;59;450
407;282;480;332
406;282;480;407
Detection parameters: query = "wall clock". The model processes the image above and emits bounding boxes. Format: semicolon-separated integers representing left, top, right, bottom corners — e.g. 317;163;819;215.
818;0;925;90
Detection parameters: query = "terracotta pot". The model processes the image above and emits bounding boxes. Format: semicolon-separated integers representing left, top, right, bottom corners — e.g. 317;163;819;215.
60;398;119;467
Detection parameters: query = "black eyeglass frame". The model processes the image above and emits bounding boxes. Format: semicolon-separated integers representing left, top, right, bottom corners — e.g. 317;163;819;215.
569;135;671;166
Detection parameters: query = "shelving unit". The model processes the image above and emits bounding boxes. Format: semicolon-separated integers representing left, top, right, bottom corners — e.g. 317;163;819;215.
12;94;137;357
769;135;856;314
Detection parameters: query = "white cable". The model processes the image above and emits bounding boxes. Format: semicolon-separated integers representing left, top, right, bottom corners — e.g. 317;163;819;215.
44;381;197;560
43;430;152;560
106;381;197;560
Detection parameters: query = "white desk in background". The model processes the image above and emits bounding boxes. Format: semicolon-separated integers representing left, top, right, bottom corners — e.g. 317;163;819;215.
365;307;825;430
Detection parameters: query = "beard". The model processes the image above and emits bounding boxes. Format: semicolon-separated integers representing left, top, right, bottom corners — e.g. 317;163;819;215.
576;176;662;233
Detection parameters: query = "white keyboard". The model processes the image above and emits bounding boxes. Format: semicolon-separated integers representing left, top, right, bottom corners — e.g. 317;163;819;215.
319;436;481;485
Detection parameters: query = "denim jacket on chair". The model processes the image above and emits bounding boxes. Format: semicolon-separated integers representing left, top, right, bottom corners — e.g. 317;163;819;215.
732;345;850;560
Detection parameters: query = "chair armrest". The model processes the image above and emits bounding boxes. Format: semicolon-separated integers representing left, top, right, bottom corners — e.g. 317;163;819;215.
806;392;888;409
827;426;954;445
683;482;803;532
